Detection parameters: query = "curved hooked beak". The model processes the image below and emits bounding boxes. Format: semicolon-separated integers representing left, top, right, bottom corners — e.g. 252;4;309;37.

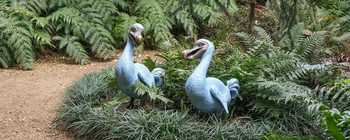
182;45;207;59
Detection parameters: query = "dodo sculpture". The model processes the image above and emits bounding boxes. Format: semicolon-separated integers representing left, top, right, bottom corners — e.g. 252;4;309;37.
183;39;239;114
115;23;165;107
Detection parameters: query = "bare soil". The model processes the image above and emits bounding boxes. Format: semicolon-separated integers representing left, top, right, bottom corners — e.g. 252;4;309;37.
0;50;158;140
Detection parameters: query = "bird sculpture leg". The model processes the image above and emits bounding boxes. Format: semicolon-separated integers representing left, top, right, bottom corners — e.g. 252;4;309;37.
141;96;152;109
127;98;135;109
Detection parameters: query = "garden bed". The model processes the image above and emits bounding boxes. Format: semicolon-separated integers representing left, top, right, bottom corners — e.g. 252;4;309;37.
55;68;320;140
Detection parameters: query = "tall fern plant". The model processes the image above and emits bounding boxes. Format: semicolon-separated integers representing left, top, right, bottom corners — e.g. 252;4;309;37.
0;0;126;69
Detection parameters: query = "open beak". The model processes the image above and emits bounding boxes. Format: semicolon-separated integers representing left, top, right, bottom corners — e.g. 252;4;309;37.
182;46;206;59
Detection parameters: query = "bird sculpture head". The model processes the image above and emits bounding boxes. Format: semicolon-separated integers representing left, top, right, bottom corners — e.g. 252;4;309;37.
183;39;214;59
129;23;144;45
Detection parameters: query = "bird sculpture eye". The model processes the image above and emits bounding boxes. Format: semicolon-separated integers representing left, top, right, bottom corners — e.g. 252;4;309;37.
130;27;137;32
198;42;205;47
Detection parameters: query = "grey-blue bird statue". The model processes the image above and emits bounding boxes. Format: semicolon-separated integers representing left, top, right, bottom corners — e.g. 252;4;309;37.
183;39;239;114
115;23;165;108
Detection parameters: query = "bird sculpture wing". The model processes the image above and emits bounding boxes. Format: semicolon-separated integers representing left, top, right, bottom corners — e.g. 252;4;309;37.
135;63;155;87
210;87;229;114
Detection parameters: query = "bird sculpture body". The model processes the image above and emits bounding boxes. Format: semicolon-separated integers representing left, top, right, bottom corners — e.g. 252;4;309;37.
115;23;164;107
183;39;239;114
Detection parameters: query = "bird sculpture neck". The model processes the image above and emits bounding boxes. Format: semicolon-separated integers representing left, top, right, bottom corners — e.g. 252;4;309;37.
121;37;136;62
191;45;215;79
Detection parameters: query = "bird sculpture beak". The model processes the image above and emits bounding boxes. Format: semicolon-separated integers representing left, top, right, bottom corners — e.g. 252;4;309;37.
183;46;206;59
134;32;143;45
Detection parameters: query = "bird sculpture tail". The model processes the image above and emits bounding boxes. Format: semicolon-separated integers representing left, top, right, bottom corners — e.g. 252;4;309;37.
152;68;165;87
227;78;240;98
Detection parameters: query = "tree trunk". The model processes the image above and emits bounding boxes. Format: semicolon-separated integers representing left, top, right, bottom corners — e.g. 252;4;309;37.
248;0;256;33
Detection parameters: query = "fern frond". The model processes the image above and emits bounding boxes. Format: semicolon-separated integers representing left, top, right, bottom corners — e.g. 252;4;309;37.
48;7;82;26
254;26;274;47
136;0;173;47
81;23;116;59
53;35;89;65
113;13;137;43
174;9;197;37
298;31;326;63
134;81;173;104
24;0;49;16
249;81;311;103
111;0;127;10
0;41;14;68
79;0;117;24
33;30;53;48
0;14;34;70
234;32;257;50
311;86;350;112
193;3;219;26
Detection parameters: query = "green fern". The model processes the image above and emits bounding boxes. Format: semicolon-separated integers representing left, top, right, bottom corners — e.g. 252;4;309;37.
0;41;14;68
134;81;173;104
53;35;89;64
81;23;116;59
113;13;137;43
162;0;237;38
308;85;350;113
136;0;173;48
0;14;34;70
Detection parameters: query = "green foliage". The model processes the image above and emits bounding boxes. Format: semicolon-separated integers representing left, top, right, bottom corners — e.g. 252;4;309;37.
56;68;318;140
0;11;34;70
56;22;348;138
321;109;349;140
135;0;173;48
263;133;320;140
134;81;173;104
0;0;236;69
111;0;238;48
0;0;124;69
53;35;89;64
41;0;349;139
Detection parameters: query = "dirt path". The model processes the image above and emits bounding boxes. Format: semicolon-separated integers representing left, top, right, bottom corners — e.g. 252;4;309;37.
0;51;158;140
